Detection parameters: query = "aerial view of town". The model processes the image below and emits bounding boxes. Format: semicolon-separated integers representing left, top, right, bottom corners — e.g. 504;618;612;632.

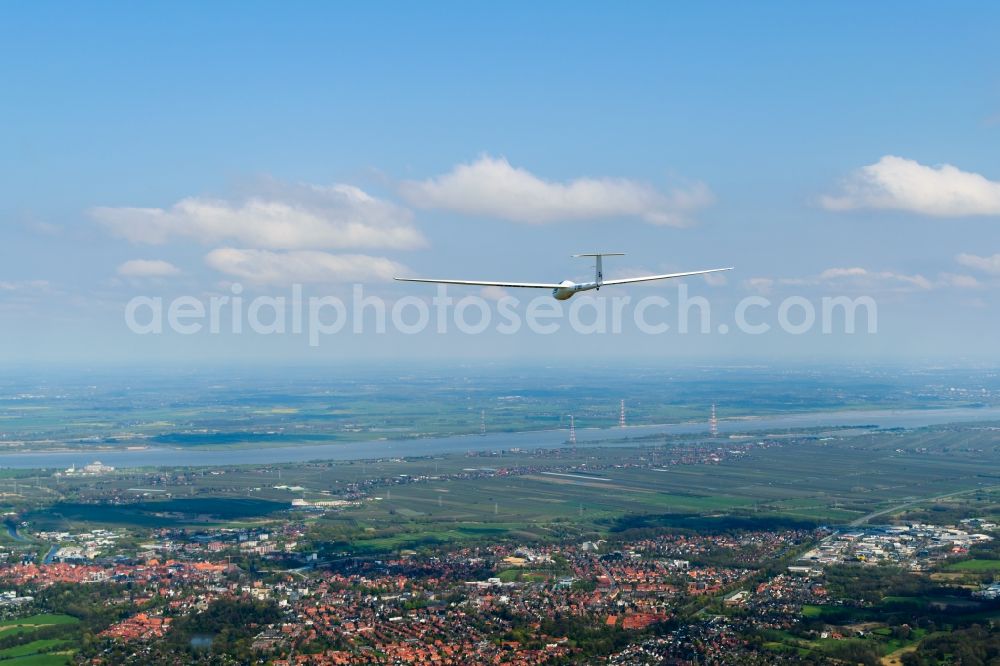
3;2;1000;664
0;367;997;664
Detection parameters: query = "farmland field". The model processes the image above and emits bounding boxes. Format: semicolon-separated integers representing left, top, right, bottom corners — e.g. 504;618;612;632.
2;421;999;546
945;558;1000;572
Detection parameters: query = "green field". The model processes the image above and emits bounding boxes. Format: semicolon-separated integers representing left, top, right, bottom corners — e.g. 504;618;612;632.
0;656;71;666
801;604;824;618
0;615;78;665
0;615;79;638
497;569;555;583
945;558;1000;572
25;498;290;530
0;639;71;659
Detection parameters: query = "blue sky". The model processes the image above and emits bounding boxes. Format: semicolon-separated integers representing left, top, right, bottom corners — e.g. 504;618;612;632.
2;2;999;363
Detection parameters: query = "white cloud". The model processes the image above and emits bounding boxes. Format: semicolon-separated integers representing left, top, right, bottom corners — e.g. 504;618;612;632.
956;252;1000;275
819;267;932;290
204;248;407;286
747;267;933;293
818;267;868;280
479;286;509;301
751;267;990;293
0;280;49;292
822;155;1000;216
702;272;728;287
400;155;712;225
117;259;180;278
744;277;774;294
93;183;425;250
938;273;982;289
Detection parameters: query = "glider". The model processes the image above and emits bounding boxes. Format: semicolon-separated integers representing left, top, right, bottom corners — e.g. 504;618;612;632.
395;253;733;300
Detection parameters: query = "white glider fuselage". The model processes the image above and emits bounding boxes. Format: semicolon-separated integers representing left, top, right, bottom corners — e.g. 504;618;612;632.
552;279;599;300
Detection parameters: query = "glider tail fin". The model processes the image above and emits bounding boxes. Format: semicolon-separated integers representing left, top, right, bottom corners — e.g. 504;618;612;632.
572;252;625;287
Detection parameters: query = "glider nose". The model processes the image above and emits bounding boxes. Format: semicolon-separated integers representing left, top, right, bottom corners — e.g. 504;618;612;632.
553;280;576;300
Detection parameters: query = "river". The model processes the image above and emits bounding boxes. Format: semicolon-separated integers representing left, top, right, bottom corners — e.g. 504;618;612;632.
0;405;998;470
